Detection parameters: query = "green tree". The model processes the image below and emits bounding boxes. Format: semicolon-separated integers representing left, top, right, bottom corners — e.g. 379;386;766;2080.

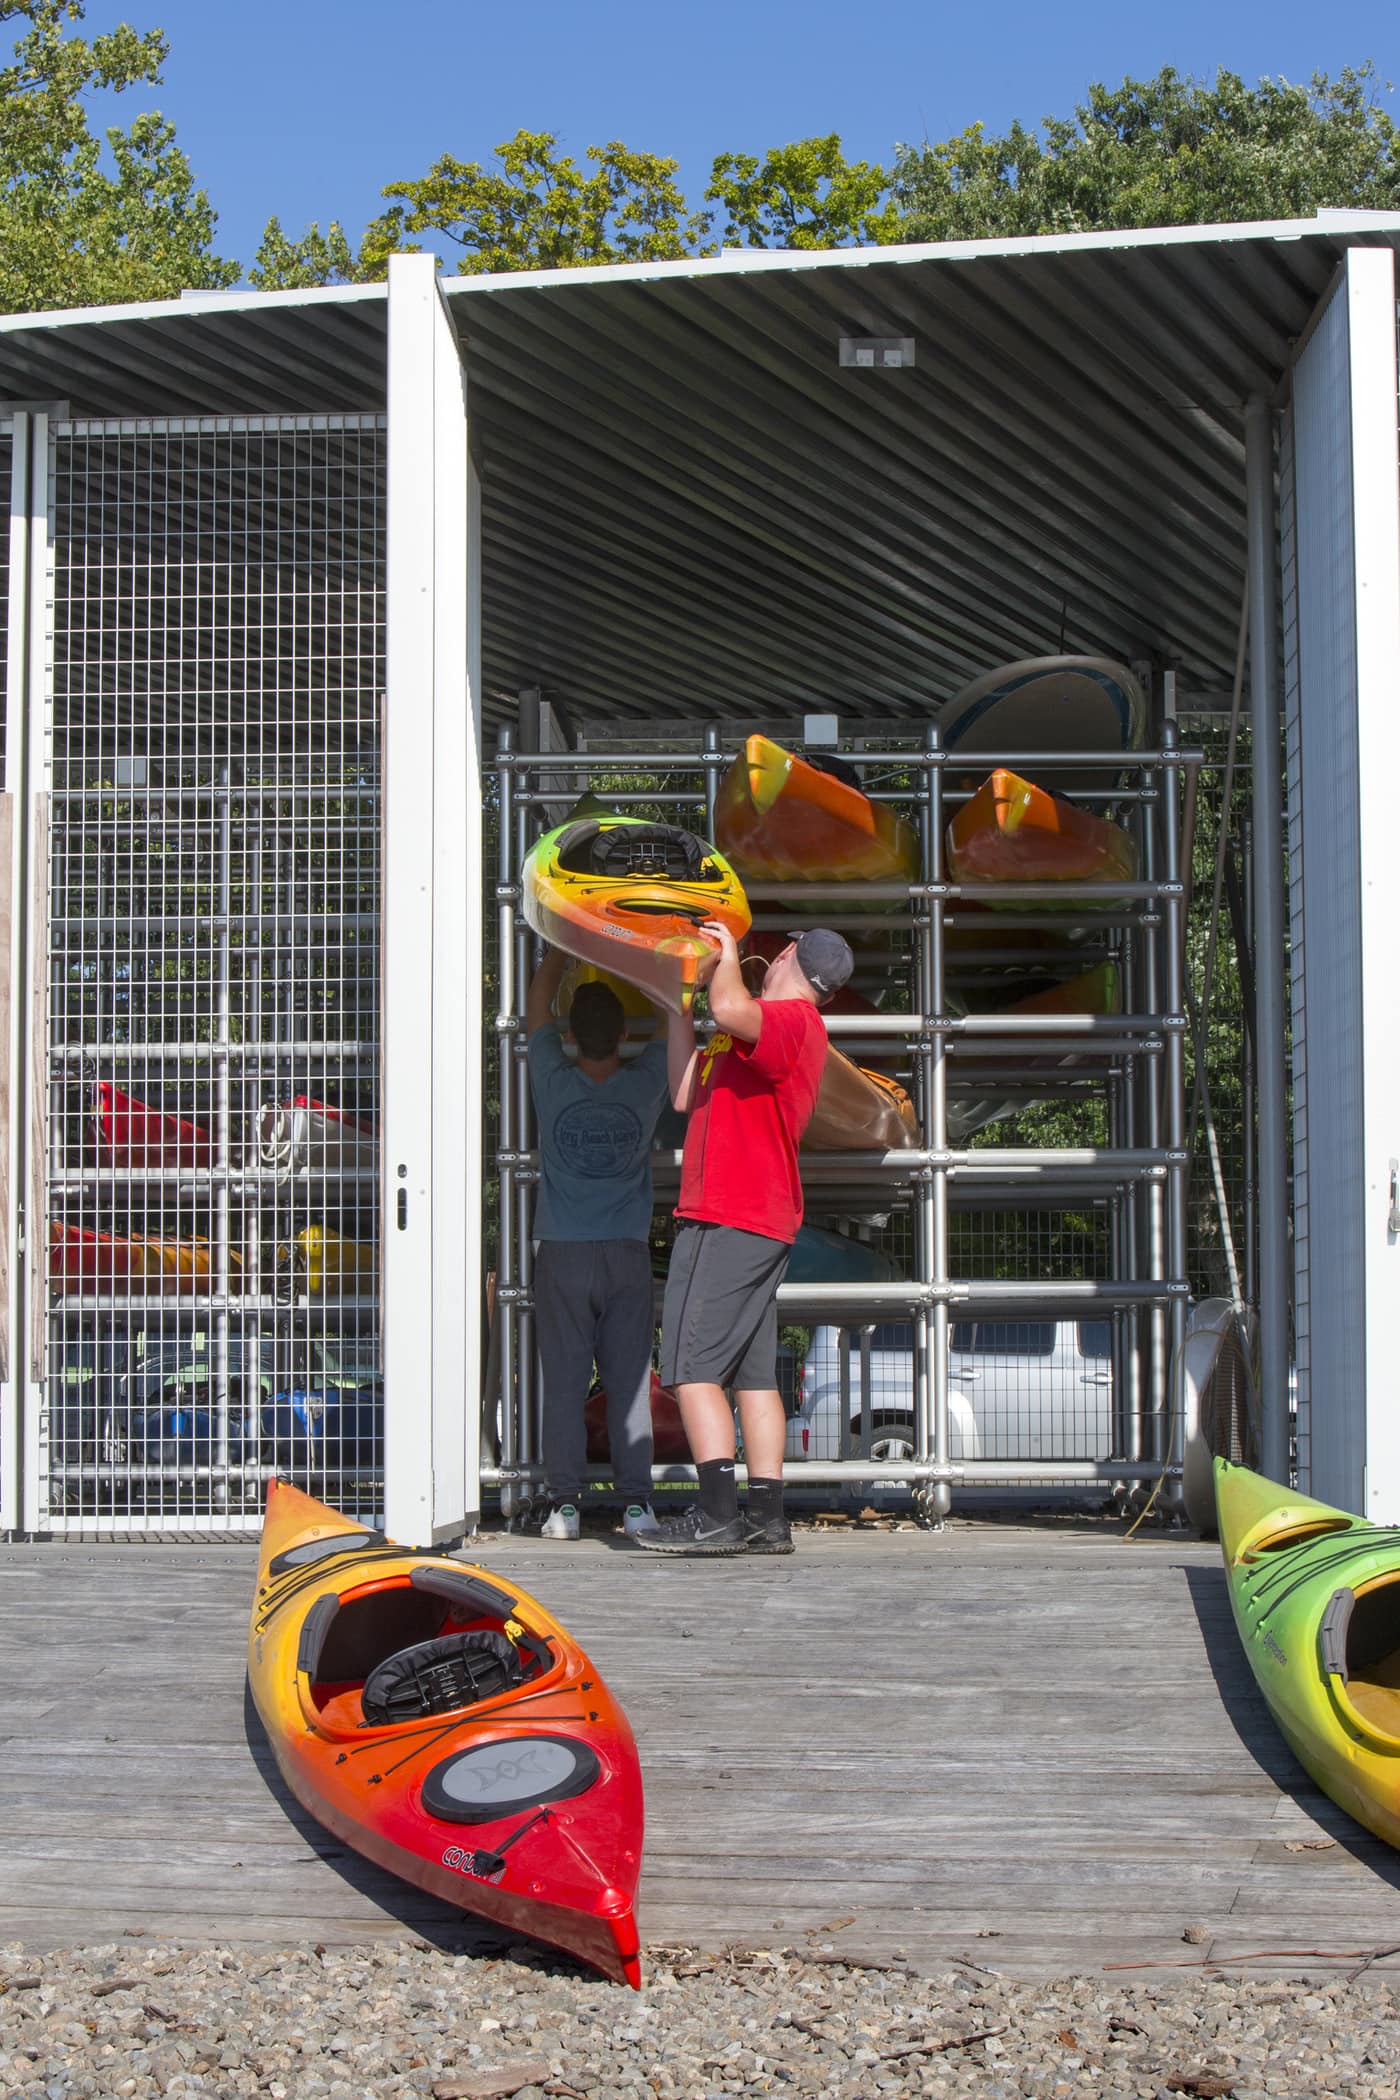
0;0;236;312
382;128;710;275
706;133;898;248
253;128;902;289
249;212;405;291
892;63;1400;241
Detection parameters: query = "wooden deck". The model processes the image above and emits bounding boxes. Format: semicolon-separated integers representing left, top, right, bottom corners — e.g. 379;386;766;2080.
5;1518;1400;1982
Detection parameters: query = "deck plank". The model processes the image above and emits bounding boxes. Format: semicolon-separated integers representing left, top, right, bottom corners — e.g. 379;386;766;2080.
4;1522;1400;1980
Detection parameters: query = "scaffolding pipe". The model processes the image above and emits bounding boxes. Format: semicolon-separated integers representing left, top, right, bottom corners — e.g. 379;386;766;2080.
1245;395;1292;1481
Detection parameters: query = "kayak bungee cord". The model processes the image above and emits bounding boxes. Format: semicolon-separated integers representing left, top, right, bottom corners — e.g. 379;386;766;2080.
466;1806;555;1880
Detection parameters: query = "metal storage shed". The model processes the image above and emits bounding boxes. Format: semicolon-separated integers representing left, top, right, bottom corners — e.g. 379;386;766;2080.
0;213;1395;1541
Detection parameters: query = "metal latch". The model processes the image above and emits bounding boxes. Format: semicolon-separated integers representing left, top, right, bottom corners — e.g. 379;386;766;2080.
1390;1160;1400;1238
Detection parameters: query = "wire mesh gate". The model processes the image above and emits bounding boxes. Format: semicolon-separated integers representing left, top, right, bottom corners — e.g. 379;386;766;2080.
37;416;386;1534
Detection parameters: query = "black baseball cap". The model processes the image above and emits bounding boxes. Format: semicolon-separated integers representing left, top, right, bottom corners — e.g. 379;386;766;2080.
787;927;855;1000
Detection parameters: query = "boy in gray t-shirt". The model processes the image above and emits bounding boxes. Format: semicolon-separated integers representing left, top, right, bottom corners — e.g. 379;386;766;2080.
525;949;670;1540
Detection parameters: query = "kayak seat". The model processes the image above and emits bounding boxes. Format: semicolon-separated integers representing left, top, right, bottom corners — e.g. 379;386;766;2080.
556;820;711;884
361;1631;527;1725
1340;1580;1400;1737
306;1587;446;1686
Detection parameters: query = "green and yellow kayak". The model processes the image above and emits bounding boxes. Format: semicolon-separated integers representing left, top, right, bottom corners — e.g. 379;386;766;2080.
1217;1459;1400;1848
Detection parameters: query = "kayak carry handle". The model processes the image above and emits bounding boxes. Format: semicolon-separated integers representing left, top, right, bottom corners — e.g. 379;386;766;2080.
1319;1587;1354;1680
410;1565;519;1621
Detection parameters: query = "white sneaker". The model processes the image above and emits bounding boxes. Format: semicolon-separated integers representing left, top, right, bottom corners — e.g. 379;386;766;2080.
623;1502;660;1539
541;1502;580;1541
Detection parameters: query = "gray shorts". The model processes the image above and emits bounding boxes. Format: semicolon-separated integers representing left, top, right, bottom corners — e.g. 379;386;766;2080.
659;1220;790;1391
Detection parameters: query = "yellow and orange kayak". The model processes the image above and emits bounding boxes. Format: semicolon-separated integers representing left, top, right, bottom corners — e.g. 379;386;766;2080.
947;770;1137;887
715;735;918;884
248;1482;645;1986
523;812;750;1016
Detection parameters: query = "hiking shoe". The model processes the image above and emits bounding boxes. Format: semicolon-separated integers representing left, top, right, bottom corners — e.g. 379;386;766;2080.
630;1506;745;1556
744;1511;794;1555
540;1502;580;1541
622;1502;660;1539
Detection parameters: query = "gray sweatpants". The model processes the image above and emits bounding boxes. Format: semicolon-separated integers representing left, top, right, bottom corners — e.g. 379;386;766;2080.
533;1238;656;1503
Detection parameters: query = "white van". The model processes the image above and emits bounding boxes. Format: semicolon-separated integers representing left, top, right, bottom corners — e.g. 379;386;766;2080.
786;1316;1115;1465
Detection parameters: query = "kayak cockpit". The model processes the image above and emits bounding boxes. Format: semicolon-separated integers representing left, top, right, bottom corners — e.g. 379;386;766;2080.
1322;1577;1400;1742
297;1565;555;1732
1242;1516;1353;1561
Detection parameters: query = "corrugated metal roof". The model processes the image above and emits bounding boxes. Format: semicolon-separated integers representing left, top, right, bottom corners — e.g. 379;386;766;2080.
2;215;1397;726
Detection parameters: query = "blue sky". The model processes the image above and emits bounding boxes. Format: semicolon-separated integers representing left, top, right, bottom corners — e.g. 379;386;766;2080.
74;0;1400;277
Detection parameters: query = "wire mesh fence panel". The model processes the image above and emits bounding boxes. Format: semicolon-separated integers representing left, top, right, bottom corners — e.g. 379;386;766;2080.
43;419;385;1531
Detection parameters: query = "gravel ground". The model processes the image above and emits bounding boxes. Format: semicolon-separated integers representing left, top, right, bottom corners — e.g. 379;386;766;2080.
3;1939;1397;2099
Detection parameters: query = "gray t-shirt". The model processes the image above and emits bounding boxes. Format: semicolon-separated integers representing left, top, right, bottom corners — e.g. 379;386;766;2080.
527;1028;670;1243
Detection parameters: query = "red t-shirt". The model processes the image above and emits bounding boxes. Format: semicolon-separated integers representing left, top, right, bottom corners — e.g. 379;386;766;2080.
676;999;828;1244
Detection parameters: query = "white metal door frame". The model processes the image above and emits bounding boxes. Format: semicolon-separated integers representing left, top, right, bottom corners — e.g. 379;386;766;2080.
0;414;25;1533
1286;245;1400;1517
382;255;480;1544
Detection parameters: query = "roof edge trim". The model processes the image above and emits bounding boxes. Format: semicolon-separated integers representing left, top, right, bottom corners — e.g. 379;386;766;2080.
439;209;1400;300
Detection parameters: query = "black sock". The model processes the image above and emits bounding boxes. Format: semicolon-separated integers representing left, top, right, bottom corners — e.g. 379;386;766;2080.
746;1476;784;1525
697;1458;739;1525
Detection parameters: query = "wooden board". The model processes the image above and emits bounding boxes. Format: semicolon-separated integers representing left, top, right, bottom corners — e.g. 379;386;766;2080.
3;1524;1400;1979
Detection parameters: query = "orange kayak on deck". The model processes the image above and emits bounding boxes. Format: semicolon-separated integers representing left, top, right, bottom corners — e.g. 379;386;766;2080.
523;812;750;1016
248;1482;644;1987
946;770;1137;888
715;736;918;884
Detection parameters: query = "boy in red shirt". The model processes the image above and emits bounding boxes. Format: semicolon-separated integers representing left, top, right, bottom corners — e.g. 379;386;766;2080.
634;923;854;1556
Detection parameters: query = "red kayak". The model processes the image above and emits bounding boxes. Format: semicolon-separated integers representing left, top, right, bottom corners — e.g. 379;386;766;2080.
94;1082;212;1170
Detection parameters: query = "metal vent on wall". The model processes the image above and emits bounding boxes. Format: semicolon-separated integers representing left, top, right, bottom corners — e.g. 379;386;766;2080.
42;417;386;1531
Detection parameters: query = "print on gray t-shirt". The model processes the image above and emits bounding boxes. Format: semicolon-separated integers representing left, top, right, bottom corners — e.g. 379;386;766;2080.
527;1028;670;1243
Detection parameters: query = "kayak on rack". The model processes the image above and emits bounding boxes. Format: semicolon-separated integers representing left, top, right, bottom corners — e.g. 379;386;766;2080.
256;1097;377;1181
786;1223;899;1284
523;812;750;1015
94;1081;212;1170
281;1225;378;1297
715;735;919;884
804;1048;920;1152
946;770;1138;888
1216;1460;1400;1850
938;655;1147;793
49;1220;240;1294
946;963;1120;1140
585;1368;690;1466
248;1481;644;1985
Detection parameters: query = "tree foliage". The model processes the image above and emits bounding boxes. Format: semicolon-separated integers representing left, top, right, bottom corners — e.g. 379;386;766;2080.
892;64;1400;241
248;212;404;291
252;128;898;288
705;133;898;249
378;129;711;275
0;0;236;312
